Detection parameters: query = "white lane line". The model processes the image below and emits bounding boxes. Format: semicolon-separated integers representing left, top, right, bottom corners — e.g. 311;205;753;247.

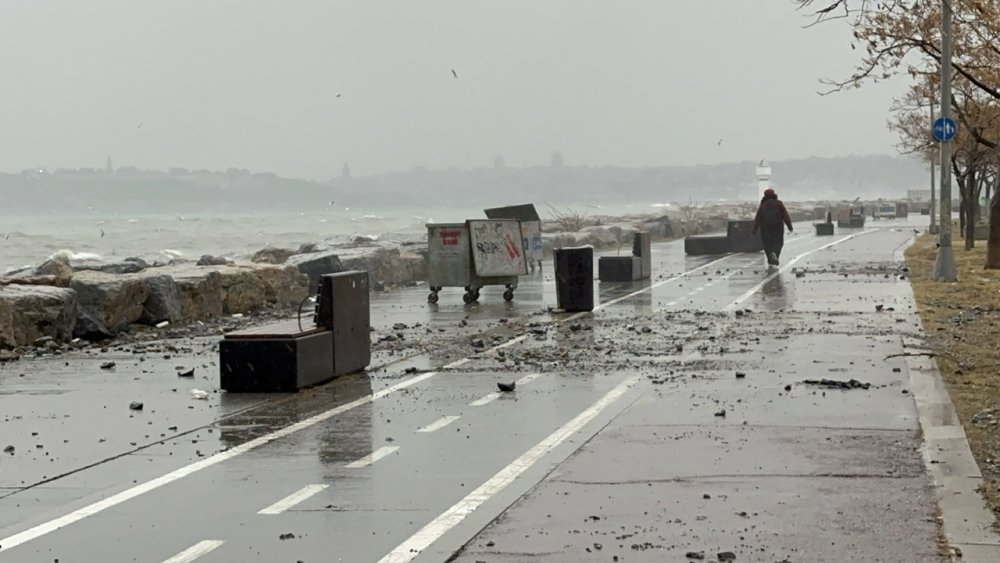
346;446;400;468
725;232;869;311
162;540;225;563
579;254;736;316
515;372;542;385
257;484;329;515
471;373;541;407
377;375;640;563
470;393;500;407
0;371;438;554
417;415;461;433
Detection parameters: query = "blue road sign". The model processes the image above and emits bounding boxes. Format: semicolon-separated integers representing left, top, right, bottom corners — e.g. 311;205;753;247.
933;116;957;142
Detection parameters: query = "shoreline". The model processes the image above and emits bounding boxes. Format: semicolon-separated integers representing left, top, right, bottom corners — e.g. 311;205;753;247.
0;205;830;357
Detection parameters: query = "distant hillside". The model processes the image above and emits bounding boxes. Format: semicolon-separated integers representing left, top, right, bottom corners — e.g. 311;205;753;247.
0;155;927;214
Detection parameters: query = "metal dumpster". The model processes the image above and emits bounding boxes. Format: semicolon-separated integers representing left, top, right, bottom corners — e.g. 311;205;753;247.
426;220;525;304
484;204;544;272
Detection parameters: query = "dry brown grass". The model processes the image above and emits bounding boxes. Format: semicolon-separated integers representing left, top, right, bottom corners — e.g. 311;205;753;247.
906;230;1000;521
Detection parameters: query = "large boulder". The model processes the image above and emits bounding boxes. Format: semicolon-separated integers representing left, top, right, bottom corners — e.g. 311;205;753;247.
197;255;230;267
251;247;295;265
253;266;310;306
164;267;224;320
286;251;344;290
139;274;183;324
218;269;267;314
70;271;148;330
74;310;113;342
35;256;73;284
0;285;78;348
94;258;148;275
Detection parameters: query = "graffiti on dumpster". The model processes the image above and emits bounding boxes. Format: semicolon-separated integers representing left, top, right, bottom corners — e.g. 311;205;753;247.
468;219;528;277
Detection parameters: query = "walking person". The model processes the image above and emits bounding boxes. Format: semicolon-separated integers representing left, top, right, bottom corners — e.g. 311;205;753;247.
751;188;793;266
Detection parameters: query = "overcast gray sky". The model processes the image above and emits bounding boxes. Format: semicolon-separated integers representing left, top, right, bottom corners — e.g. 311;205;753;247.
0;1;908;178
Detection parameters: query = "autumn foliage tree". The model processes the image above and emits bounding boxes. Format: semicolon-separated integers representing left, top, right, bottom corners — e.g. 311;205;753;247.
798;0;1000;266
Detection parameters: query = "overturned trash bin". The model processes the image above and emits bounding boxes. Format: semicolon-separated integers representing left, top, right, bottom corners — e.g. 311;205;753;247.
555;246;594;312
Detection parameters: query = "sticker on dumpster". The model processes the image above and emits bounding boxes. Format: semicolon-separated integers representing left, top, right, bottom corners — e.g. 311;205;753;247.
468;219;528;277
439;230;462;246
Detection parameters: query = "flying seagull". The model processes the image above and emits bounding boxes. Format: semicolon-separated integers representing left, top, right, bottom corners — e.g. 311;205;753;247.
451;68;459;79
336;93;342;98
100;229;106;238
137;121;146;129
717;138;723;146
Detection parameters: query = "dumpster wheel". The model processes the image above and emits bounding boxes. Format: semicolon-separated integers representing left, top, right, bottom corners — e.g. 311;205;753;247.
503;289;514;302
428;291;439;304
463;290;477;304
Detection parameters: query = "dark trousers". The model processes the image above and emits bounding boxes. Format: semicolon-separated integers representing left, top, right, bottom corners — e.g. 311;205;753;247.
761;228;784;263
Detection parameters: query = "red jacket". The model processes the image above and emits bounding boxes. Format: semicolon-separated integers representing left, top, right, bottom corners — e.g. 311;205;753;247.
752;199;793;234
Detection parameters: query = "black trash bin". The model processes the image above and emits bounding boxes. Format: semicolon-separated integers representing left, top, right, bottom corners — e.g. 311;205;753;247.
555;246;594;312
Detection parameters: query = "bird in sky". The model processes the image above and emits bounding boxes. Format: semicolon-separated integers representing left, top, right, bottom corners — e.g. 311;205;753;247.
100;229;106;238
451;68;459;79
717;138;723;146
336;93;342;98
137;121;146;129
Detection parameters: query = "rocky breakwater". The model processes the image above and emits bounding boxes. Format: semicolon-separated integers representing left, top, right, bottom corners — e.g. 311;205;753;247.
0;256;310;352
282;241;428;290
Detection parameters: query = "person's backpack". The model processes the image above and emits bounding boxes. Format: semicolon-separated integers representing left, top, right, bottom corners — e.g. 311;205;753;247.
760;201;783;229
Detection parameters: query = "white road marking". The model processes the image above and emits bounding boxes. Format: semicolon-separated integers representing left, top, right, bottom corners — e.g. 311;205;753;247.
580;254;735;315
470;393;500;407
515;372;542;385
162;540;225;563
0;371;438;554
417;415;461;433
725;232;868;311
346;446;400;468
377;375;640;563
257;484;329;515
471;373;540;407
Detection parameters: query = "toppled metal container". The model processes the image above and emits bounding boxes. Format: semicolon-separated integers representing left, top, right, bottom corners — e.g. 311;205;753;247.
426;220;525;304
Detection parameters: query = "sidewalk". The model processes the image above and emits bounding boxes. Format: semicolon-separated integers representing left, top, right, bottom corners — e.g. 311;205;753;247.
449;233;996;562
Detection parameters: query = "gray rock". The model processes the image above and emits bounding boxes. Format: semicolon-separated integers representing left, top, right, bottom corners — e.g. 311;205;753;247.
295;242;319;255
286;251;344;290
35;256;73;281
197;255;230;267
0;285;78;348
94;259;147;275
139;275;182;324
251;247;295;265
70;271;148;331
74;310;113;342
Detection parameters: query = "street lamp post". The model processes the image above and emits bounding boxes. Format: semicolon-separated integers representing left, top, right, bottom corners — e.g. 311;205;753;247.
933;0;957;282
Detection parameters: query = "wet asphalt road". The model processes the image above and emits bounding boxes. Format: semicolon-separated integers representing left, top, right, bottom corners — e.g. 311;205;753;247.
0;217;949;562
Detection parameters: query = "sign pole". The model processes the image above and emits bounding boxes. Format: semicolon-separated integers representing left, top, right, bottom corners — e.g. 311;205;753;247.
933;0;957;282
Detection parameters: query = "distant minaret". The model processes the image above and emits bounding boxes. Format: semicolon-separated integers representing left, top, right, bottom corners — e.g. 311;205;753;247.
341;162;351;179
550;151;564;168
755;159;771;199
105;156;113;174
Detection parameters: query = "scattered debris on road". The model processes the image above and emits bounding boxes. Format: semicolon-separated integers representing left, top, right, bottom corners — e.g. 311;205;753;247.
497;381;515;393
801;378;871;390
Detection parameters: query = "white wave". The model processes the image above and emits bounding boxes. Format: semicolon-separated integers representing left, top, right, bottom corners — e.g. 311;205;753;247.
50;249;102;262
161;249;184;258
361;215;383;220
128;218;139;223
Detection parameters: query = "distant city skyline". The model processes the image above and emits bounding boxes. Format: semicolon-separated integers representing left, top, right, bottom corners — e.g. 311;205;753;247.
0;1;908;179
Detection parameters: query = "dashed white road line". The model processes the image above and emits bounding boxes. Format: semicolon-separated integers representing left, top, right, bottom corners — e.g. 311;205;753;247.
377;375;640;563
725;232;869;310
470;373;542;407
0;371;437;554
162;540;225;563
417;415;461;433
469;393;500;407
515;372;542;385
257;484;329;515
346;446;400;468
